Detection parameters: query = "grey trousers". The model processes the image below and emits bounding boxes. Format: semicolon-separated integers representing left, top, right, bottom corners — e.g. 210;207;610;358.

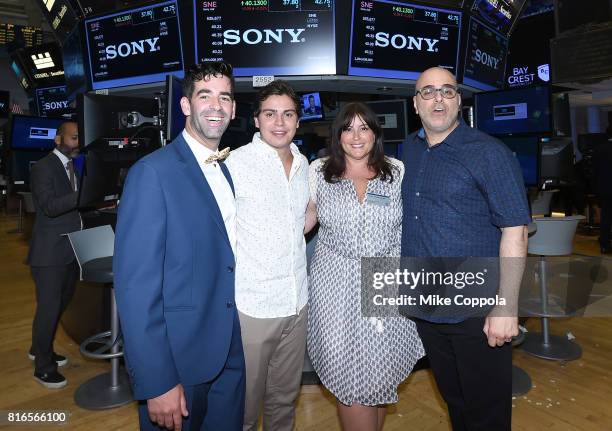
238;305;308;431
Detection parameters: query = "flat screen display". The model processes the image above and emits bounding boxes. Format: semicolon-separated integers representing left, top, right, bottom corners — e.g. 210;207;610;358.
16;42;65;88
300;92;323;121
462;17;508;90
36;0;79;43
505;11;553;88
10;115;65;150
469;0;527;35
0;24;44;51
84;0;185;90
499;135;539;186
36;86;72;117
349;0;462;80
10;60;32;91
62;27;88;101
193;0;336;76
474;85;551;135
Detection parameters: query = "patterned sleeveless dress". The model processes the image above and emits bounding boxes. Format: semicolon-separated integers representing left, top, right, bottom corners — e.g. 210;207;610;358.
307;157;424;405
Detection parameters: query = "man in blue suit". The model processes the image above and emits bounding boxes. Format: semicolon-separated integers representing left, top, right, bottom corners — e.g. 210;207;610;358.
114;62;245;431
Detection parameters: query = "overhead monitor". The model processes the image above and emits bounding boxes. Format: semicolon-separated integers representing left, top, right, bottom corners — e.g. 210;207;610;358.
12;42;65;88
62;27;88;101
348;0;462;80
35;0;79;43
300;92;324;122
462;17;508;90
193;0;336;76
505;10;553;88
84;0;185;90
474;85;551;135
9;115;65;151
468;0;527;35
0;24;44;51
9;59;32;91
499;136;539;186
77;0;151;17
36;85;72;117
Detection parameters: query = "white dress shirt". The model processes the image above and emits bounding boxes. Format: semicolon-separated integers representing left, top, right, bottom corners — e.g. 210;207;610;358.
182;130;236;255
226;132;309;318
53;149;76;191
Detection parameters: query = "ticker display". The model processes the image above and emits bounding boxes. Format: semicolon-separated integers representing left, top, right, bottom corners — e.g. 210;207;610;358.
0;24;44;50
84;0;184;90
348;0;462;80
462;17;507;90
36;85;72;117
469;0;526;35
35;0;79;43
194;0;336;76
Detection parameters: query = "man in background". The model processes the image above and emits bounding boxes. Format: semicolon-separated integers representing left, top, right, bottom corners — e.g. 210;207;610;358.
28;121;81;389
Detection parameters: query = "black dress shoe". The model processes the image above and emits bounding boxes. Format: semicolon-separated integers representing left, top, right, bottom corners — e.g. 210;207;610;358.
34;371;67;389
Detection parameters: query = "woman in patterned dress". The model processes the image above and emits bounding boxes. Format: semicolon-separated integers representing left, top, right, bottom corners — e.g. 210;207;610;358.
305;102;424;431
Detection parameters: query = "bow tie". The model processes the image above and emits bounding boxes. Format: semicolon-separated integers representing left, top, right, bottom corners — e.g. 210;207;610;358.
204;147;230;164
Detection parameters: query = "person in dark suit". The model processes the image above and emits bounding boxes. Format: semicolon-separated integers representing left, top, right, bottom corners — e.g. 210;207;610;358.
114;62;245;431
28;121;81;389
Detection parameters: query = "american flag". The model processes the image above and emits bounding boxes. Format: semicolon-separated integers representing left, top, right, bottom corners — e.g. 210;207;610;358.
10;103;24;114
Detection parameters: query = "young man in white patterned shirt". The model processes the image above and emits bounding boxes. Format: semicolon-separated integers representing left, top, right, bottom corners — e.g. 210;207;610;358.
226;80;309;431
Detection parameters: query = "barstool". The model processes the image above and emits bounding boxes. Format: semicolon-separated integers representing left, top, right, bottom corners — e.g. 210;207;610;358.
66;225;133;410
521;216;585;361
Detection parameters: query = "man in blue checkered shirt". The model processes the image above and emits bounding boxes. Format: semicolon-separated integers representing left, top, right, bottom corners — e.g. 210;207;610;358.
401;67;531;431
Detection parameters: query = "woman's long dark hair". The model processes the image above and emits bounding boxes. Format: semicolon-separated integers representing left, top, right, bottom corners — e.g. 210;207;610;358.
322;102;395;184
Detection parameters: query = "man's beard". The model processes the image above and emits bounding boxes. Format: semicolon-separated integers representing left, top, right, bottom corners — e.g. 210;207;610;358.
57;140;79;158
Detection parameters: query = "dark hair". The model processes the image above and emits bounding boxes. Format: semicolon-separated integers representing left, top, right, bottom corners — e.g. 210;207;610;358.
323;102;394;183
253;80;301;117
182;62;235;99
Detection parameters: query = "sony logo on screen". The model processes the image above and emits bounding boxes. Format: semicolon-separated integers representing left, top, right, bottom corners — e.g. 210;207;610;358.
105;37;160;60
375;33;439;52
223;29;306;45
474;49;500;69
44;101;69;110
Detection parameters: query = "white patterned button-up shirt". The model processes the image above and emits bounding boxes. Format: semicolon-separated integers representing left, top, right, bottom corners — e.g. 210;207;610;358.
226;132;309;318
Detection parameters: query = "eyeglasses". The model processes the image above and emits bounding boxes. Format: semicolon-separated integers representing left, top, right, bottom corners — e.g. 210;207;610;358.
416;85;459;100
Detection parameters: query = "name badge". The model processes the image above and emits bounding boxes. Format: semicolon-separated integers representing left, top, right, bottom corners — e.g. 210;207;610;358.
366;192;390;206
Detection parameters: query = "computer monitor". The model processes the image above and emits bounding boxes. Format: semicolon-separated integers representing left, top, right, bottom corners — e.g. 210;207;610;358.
300;92;323;122
499;136;540;186
9;115;65;151
83;0;185;89
348;0;462;80
77;93;161;208
474;86;551;135
540;138;574;186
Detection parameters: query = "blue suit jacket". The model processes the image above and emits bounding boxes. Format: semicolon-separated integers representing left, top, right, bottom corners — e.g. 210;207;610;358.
114;134;238;400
